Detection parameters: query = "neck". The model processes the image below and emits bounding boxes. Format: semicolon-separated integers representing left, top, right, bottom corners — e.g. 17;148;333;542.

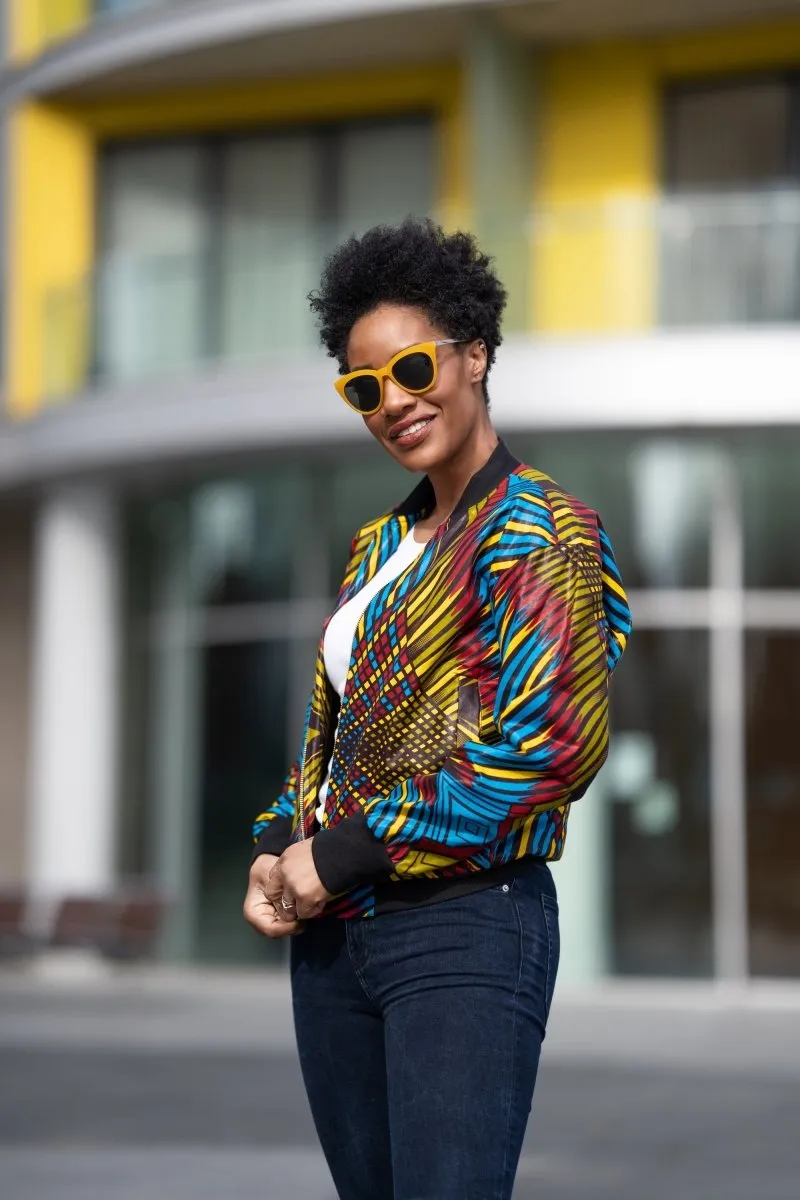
426;420;499;524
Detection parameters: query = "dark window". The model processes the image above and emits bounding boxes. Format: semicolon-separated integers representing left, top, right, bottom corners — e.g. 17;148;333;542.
661;74;800;325
665;77;795;191
746;632;800;977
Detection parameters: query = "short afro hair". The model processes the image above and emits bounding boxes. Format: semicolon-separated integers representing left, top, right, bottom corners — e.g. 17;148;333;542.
308;218;507;399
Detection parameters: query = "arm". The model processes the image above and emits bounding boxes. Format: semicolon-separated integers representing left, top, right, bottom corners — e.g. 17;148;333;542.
246;761;305;938
250;758;299;863
312;540;617;893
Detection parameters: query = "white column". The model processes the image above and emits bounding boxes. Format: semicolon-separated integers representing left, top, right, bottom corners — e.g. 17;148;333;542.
28;485;120;913
709;457;748;982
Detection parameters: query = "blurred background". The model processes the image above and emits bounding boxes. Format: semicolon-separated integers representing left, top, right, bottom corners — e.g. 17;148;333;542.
0;0;799;992
2;4;800;1199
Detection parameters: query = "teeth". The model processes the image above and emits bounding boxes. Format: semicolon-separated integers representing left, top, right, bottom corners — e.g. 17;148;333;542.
395;419;431;439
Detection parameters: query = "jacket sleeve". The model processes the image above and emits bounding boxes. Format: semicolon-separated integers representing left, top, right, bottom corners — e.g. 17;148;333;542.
250;759;299;863
311;539;620;892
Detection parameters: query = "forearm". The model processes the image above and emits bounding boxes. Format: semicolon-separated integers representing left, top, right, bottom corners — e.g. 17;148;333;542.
250;814;294;863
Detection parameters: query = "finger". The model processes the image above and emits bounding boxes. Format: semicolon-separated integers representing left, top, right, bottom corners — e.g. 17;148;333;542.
277;894;299;923
245;897;303;939
295;897;326;921
261;913;303;939
265;861;286;896
243;892;286;937
244;902;281;938
264;879;284;902
260;900;304;939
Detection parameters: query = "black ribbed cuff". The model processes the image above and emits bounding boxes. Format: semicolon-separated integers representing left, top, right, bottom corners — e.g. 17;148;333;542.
311;811;394;896
249;815;294;865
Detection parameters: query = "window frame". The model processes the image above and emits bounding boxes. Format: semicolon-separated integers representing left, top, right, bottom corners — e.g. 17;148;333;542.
94;112;436;377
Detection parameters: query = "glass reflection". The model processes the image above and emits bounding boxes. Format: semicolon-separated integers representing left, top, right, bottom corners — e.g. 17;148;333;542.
740;435;800;589
627;441;718;588
192;472;305;606
197;639;290;964
607;629;712;977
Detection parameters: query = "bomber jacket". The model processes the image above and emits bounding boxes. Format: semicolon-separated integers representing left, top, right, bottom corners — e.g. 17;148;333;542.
252;440;631;919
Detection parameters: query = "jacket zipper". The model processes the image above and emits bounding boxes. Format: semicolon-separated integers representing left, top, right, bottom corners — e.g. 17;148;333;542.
297;771;308;841
295;514;452;841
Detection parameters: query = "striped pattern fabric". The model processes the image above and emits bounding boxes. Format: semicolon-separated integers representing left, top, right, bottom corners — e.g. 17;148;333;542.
253;456;631;919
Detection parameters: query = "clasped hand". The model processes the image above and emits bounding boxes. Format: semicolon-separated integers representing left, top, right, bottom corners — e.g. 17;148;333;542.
243;839;332;940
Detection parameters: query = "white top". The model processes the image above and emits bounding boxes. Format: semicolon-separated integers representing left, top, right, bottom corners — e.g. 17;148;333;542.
316;530;426;822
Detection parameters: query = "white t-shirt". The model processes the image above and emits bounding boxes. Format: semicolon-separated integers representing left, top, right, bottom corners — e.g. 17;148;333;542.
316;530;426;822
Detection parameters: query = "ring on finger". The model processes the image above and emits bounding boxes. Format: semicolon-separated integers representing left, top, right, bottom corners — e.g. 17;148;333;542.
280;896;297;913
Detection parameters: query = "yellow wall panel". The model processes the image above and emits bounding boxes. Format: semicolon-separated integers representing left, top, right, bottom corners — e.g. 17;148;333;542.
656;18;800;76
535;47;657;331
7;104;95;417
9;0;90;60
8;0;40;59
534;18;800;333
70;64;460;136
538;48;656;204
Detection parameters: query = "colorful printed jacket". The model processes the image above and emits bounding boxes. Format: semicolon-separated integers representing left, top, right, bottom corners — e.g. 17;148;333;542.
252;441;631;918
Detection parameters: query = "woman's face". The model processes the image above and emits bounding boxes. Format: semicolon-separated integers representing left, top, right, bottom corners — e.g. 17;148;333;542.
345;303;489;475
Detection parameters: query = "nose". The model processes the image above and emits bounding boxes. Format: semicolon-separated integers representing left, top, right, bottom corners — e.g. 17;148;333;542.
382;376;416;415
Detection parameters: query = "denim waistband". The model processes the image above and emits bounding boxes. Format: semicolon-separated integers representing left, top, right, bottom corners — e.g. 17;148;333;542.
371;855;552;917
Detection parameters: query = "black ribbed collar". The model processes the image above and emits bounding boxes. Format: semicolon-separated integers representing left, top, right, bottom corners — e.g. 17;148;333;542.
395;438;520;522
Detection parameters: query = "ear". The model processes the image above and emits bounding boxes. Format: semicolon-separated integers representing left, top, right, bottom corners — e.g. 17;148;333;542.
466;339;487;385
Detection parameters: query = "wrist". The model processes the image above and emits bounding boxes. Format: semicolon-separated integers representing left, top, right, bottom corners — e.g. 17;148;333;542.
311;813;393;896
249;815;294;864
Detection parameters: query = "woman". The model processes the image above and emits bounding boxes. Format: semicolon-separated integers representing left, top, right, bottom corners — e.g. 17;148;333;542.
244;218;631;1200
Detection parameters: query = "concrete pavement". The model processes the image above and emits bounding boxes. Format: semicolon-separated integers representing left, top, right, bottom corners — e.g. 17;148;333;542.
1;962;800;1199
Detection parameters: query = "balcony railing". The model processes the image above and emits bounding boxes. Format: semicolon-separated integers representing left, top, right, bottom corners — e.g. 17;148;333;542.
657;190;800;326
530;189;800;333
41;191;800;402
43;228;327;400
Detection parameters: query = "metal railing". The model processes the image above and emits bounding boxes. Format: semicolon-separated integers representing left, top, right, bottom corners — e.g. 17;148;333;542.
658;191;800;326
40;191;800;402
43;231;326;399
528;189;800;332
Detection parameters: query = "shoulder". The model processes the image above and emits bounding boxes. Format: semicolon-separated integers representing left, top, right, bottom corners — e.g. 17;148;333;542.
482;465;602;560
351;510;393;546
343;507;397;569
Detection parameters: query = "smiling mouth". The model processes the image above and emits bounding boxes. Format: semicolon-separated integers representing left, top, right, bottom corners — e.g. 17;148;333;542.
390;417;434;442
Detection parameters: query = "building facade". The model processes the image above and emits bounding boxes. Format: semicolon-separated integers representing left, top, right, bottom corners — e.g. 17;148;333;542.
1;0;799;979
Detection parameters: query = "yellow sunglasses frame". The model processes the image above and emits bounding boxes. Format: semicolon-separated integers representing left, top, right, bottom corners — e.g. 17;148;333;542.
334;339;465;415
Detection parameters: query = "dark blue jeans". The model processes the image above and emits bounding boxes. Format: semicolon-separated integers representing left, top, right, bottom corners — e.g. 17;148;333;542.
290;863;559;1200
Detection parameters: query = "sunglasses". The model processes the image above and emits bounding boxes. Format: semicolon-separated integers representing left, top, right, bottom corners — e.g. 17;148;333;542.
335;339;467;415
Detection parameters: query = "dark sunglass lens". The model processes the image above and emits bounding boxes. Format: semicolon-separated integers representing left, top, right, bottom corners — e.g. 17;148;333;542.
392;351;434;392
344;375;381;413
